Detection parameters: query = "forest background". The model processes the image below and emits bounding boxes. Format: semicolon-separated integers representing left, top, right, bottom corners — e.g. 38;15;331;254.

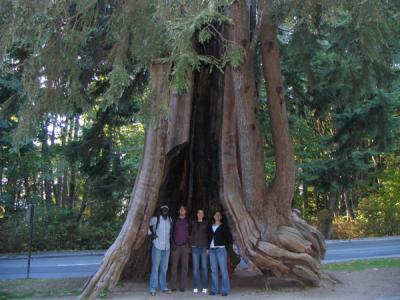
0;0;399;253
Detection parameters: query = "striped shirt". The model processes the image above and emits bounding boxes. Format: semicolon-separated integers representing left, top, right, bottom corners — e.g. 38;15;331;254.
149;216;171;251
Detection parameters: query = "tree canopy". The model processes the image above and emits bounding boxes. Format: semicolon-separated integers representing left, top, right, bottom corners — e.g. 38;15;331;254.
1;0;399;253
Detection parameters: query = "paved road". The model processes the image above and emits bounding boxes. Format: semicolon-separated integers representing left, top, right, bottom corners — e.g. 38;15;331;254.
1;236;399;280
324;236;400;263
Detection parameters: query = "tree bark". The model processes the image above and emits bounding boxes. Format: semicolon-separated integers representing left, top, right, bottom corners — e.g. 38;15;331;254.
40;119;53;206
61;118;69;209
259;1;296;227
76;182;89;223
320;191;338;239
215;0;326;287
80;2;332;298
342;191;355;220
68;115;80;208
80;63;186;299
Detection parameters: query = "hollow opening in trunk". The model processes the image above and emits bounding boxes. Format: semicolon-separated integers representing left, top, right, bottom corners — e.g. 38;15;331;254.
161;45;225;220
121;41;229;280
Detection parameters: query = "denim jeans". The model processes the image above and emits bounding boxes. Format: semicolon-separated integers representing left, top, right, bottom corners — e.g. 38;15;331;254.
149;245;170;292
192;246;208;289
209;247;230;294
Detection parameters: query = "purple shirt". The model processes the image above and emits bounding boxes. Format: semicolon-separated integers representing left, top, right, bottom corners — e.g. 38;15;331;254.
173;218;189;246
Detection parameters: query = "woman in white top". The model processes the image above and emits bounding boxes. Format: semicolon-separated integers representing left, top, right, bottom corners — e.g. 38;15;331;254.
208;210;230;296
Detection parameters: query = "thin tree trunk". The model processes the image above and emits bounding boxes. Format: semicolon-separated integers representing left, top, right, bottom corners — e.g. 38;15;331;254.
321;191;338;239
342;191;354;220
76;183;89;223
303;182;309;213
50;117;61;207
61;118;69;209
68;115;80;208
40;119;53;206
260;0;296;228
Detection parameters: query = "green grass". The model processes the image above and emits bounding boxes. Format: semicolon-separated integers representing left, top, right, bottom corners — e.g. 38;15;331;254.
324;258;400;271
0;278;85;299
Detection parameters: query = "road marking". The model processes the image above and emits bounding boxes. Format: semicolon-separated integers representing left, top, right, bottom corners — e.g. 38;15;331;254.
56;263;101;267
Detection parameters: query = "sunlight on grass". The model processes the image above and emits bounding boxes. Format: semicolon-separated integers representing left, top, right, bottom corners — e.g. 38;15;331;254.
324;258;400;271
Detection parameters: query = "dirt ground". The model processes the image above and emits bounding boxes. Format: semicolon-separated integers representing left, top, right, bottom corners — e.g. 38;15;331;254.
102;268;400;300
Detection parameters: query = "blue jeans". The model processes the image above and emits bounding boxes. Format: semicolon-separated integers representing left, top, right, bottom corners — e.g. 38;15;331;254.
209;247;230;294
149;245;170;292
192;246;208;289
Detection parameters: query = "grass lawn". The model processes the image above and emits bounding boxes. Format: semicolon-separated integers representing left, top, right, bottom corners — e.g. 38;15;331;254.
0;277;86;299
324;258;400;271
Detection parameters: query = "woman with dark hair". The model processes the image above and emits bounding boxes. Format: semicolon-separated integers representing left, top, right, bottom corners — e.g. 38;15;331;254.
208;210;230;296
190;209;209;294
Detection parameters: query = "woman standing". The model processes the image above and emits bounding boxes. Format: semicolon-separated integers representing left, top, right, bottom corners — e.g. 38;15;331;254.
191;209;209;294
208;210;230;296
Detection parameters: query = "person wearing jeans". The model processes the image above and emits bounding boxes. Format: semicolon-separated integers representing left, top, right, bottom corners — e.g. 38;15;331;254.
148;205;172;296
191;209;209;294
170;205;191;292
208;210;231;296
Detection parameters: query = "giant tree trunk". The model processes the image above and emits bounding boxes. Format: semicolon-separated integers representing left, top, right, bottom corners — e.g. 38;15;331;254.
80;63;189;299
218;0;326;286
80;2;330;298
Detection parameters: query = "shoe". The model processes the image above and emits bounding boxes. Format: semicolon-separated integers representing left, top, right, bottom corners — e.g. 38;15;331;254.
171;288;177;292
222;293;228;296
202;288;208;294
209;291;217;296
193;288;199;294
180;288;185;292
162;289;172;294
150;291;156;296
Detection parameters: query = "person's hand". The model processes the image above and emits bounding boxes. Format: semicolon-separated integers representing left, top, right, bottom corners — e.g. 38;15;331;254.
206;250;209;255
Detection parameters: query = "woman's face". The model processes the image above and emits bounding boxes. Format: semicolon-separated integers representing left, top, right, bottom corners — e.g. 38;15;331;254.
214;211;222;223
197;209;204;221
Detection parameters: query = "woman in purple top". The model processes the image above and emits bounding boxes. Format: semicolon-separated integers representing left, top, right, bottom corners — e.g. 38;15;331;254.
191;209;209;294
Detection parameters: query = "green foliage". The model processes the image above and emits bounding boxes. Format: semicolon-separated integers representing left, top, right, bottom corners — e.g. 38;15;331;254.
356;154;400;236
0;207;123;252
274;0;400;234
101;65;130;111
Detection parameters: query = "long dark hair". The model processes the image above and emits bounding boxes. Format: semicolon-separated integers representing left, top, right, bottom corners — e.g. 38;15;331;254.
195;208;207;222
212;209;223;224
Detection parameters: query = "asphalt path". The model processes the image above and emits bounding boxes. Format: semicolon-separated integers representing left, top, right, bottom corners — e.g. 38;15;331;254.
1;236;399;280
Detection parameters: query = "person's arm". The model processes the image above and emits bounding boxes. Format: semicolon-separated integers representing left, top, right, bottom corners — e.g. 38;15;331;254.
223;223;231;248
170;218;176;246
187;219;192;247
207;224;212;250
149;217;157;239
